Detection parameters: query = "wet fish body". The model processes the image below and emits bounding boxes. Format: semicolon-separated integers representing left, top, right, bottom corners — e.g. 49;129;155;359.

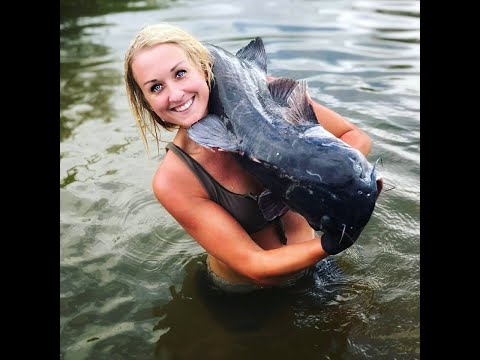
187;38;382;255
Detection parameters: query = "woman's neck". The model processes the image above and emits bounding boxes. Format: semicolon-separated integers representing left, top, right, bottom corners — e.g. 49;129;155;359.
173;127;209;156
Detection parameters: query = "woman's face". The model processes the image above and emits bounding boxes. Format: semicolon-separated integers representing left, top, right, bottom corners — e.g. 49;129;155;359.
132;43;209;128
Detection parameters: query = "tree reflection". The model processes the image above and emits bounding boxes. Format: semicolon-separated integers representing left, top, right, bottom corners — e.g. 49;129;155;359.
60;0;174;22
60;0;177;142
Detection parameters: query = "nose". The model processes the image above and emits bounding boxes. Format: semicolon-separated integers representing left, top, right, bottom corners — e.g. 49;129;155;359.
168;86;184;104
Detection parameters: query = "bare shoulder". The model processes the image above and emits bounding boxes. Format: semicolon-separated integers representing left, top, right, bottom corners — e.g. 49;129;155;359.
152;150;206;209
152;154;175;204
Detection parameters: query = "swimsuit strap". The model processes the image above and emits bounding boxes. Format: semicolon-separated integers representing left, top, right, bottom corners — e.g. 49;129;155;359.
165;142;219;200
165;142;287;244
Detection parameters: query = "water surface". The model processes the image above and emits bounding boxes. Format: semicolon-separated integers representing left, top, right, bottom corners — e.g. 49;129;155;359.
60;0;420;359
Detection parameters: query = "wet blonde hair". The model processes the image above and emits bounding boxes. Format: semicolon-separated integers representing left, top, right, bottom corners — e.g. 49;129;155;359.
124;23;214;155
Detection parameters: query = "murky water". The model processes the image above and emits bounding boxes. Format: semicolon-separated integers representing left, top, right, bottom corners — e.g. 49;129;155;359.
60;0;420;359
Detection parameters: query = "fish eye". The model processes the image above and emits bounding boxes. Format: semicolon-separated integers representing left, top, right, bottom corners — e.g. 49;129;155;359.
320;215;330;225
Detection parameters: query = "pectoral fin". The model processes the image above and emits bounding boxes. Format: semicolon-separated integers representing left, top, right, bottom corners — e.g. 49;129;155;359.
258;189;289;221
187;115;242;152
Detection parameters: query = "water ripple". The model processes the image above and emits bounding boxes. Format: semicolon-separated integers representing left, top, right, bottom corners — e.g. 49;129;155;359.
60;0;420;358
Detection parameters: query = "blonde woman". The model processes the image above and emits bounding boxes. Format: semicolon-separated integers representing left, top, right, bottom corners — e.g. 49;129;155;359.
124;23;373;293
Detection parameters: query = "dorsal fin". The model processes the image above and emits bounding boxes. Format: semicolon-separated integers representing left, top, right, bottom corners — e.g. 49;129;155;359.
235;37;267;74
284;80;319;125
268;78;299;107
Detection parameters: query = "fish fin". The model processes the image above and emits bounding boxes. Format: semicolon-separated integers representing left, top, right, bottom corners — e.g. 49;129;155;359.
258;189;289;221
235;37;267;74
284;80;319;125
187;115;242;152
268;78;299;107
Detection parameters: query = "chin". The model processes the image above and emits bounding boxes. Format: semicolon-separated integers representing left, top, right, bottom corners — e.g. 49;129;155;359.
187;113;206;127
188;118;201;127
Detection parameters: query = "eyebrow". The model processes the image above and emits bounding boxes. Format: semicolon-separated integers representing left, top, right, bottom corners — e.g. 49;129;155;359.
142;61;186;86
170;61;185;72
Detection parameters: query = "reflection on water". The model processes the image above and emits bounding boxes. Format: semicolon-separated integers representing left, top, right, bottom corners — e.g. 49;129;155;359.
152;255;416;359
60;0;419;359
153;256;355;360
60;0;176;142
60;0;173;21
60;18;119;141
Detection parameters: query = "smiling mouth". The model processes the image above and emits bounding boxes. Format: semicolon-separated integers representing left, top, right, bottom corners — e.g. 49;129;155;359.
172;97;194;112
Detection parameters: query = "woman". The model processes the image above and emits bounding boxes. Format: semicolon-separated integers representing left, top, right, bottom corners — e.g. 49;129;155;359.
124;23;373;293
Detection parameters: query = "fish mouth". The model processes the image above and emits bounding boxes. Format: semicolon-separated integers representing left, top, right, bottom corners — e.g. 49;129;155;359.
171;97;194;112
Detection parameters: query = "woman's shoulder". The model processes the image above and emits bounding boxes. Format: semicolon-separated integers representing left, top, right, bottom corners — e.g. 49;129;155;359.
152;149;206;205
152;151;182;198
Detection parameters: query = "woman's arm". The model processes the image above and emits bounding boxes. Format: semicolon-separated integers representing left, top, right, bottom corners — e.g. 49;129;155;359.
153;163;328;286
307;95;372;157
267;75;371;156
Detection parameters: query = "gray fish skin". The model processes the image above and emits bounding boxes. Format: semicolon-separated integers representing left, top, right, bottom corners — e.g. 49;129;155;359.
187;38;382;255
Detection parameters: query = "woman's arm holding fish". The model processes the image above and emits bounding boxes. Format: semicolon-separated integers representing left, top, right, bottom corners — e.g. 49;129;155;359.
267;76;372;157
307;95;372;157
153;166;328;286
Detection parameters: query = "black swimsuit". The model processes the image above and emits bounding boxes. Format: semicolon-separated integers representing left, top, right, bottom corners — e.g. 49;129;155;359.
166;142;286;240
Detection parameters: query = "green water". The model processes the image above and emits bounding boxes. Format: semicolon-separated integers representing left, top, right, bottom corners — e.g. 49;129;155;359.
60;0;420;359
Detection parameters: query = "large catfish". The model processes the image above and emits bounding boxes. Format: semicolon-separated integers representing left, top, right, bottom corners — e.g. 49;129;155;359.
187;38;383;255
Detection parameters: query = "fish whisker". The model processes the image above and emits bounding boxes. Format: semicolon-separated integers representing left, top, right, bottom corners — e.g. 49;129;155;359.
374;157;383;168
382;181;396;192
372;157;395;191
337;224;356;245
338;224;347;244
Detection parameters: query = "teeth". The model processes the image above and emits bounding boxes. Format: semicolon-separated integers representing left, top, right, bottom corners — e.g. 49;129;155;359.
174;98;193;112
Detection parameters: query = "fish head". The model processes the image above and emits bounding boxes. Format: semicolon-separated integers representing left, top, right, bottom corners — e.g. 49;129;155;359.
287;163;383;255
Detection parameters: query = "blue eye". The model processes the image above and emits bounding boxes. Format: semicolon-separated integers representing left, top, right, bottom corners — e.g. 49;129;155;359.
176;70;186;78
151;83;163;93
